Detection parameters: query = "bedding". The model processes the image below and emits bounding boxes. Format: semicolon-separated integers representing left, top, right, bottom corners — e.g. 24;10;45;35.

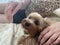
0;23;24;45
26;0;60;17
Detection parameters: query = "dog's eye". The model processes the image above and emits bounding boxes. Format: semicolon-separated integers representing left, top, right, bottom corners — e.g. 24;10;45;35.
34;21;39;25
29;16;32;19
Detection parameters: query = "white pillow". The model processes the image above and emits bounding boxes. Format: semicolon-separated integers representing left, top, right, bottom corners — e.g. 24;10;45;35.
53;8;60;17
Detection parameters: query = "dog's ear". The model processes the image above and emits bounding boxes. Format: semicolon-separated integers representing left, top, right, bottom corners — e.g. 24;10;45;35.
39;18;50;31
44;17;50;26
38;17;50;32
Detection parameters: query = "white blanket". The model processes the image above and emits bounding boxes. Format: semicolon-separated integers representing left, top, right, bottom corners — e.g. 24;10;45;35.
0;23;24;45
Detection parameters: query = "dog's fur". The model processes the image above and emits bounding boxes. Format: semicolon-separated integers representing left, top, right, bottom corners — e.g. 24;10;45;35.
22;12;50;37
17;12;50;45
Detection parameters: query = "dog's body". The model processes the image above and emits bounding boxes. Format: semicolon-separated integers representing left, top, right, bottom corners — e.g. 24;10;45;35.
17;12;60;45
16;12;50;45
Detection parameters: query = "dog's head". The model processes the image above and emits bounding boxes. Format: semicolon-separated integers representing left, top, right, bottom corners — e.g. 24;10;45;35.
22;12;50;37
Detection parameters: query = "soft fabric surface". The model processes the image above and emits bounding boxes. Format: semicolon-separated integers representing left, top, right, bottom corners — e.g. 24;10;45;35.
26;0;60;17
0;23;24;45
0;16;60;45
0;3;7;14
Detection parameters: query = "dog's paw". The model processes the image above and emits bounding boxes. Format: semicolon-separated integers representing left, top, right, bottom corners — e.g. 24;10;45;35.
17;34;29;45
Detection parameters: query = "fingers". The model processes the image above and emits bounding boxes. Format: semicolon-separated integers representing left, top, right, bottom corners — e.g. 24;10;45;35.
43;33;60;45
38;27;50;42
38;22;60;45
52;36;60;45
40;30;54;45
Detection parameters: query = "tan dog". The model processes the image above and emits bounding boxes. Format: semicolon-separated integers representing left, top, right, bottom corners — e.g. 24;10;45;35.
17;12;51;45
22;12;50;37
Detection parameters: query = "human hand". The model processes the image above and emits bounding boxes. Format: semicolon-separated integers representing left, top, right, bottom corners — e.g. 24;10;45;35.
38;22;60;45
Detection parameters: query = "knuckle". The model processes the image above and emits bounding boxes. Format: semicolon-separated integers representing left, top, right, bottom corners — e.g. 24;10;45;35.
44;36;47;39
44;34;49;39
50;38;54;41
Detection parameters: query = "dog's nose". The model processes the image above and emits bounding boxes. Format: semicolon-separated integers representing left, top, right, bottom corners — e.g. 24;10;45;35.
25;22;30;27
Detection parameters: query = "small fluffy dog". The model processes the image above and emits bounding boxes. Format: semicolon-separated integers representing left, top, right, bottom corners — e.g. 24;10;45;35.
17;12;51;45
22;12;50;37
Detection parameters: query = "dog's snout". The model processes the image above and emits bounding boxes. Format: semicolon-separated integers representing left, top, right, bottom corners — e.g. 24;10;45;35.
25;22;30;27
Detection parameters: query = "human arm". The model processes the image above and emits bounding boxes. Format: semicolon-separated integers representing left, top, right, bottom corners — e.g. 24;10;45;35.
5;0;31;23
0;15;9;23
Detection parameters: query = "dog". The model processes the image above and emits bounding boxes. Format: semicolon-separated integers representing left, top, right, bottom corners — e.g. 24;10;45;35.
22;12;50;37
16;12;51;45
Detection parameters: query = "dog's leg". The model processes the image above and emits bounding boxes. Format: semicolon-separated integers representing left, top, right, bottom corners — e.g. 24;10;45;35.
17;34;30;45
16;34;39;45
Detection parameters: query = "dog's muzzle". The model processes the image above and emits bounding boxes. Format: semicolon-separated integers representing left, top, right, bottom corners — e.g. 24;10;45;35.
25;22;30;27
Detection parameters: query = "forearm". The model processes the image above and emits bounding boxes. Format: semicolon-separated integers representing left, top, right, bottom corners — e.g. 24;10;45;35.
0;15;9;23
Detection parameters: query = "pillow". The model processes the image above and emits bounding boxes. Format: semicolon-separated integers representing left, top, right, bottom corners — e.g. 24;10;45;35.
26;0;60;17
53;8;60;17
